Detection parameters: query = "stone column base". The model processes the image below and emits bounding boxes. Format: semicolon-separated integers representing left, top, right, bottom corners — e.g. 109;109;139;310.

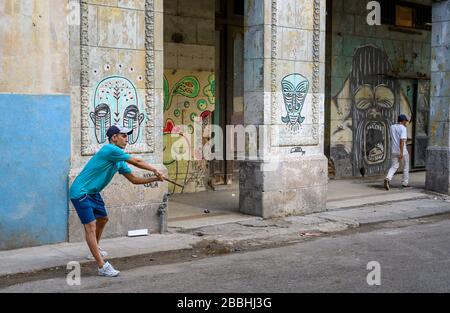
426;147;450;194
239;156;328;218
68;166;168;243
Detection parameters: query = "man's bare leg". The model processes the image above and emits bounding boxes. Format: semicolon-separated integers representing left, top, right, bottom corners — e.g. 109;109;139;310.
96;217;109;244
84;221;105;268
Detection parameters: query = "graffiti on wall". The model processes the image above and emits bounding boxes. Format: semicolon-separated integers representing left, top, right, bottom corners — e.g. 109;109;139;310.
90;76;145;145
143;172;159;189
204;74;215;105
163;71;215;193
281;73;310;132
331;44;413;177
164;76;200;112
414;80;430;167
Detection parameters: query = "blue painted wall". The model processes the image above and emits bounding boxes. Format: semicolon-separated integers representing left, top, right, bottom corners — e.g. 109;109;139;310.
0;95;71;250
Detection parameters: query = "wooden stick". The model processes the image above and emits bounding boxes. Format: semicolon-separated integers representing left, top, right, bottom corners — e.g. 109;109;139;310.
163;177;184;188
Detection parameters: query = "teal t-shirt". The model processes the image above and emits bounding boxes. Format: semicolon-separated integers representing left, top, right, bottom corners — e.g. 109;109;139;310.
70;144;132;199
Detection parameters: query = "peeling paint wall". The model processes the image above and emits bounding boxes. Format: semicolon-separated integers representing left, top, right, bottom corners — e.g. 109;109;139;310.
328;0;432;177
75;0;161;158
0;95;70;250
425;0;450;193
68;0;166;242
0;0;70;94
163;0;215;193
0;0;71;250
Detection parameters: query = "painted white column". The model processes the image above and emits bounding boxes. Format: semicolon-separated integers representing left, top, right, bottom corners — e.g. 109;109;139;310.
240;0;328;217
68;0;167;241
426;0;450;193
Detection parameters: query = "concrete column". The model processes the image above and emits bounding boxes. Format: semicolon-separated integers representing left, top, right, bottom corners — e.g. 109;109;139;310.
68;0;167;241
240;0;328;218
426;0;450;193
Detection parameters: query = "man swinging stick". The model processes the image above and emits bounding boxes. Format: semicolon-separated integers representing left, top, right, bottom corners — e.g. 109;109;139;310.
70;125;165;277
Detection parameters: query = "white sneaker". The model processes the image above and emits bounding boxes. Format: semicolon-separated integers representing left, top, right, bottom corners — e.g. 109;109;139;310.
87;247;108;260
98;262;120;277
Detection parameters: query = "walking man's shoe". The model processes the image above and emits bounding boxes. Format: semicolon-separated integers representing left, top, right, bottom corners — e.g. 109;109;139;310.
384;179;390;191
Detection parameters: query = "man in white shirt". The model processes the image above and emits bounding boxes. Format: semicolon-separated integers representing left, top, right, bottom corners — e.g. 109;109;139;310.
384;114;410;190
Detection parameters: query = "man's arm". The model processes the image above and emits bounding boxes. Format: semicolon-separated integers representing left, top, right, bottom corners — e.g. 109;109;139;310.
399;139;406;160
123;173;163;185
126;158;164;177
399;126;408;160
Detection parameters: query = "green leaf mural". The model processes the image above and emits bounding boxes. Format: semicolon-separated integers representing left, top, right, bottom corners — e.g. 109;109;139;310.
203;74;215;105
164;76;169;112
173;76;200;98
164;76;200;112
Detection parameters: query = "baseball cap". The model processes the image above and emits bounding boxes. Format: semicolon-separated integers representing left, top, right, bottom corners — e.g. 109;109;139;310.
106;125;133;139
398;114;409;122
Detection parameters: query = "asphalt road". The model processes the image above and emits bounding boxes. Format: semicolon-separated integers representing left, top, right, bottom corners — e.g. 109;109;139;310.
3;218;450;293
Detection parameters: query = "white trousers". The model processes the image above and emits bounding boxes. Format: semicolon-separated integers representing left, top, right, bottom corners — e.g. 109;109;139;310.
386;154;410;186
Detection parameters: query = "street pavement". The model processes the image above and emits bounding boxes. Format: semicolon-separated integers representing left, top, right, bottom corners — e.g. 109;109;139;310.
2;171;450;292
3;216;450;292
2;195;450;280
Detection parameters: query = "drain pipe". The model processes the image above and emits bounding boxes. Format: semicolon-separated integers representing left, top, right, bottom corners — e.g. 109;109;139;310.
158;193;169;234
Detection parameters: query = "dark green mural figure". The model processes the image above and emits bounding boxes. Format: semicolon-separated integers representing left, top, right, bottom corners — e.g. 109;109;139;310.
281;73;310;132
164;75;200;112
203;74;215;105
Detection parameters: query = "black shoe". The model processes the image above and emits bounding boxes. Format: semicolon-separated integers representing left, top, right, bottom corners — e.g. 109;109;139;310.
384;179;390;191
402;184;410;189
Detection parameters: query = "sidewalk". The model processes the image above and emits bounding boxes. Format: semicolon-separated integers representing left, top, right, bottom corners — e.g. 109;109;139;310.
167;171;429;229
2;172;449;279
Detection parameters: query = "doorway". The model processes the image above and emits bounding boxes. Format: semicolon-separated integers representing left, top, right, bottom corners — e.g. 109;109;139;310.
164;0;251;230
211;0;245;188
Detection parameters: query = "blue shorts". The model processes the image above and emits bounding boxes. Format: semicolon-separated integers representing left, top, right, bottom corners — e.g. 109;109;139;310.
71;193;108;225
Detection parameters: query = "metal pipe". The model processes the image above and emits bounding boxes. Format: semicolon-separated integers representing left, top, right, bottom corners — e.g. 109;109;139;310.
158;193;169;234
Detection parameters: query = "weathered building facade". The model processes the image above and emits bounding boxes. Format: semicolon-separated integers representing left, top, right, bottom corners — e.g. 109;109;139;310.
327;0;432;178
0;0;448;250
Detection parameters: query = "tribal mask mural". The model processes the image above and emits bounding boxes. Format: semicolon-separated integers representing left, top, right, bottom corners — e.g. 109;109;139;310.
90;76;145;145
281;73;309;132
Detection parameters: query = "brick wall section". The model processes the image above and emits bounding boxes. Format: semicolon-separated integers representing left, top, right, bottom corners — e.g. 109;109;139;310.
163;0;215;71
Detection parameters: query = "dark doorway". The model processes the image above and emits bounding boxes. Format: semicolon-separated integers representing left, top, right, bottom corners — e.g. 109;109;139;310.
211;0;245;187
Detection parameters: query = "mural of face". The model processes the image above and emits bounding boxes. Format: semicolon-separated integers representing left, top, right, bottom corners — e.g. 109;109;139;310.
123;104;145;144
330;44;416;178
281;73;309;132
90;76;145;145
354;84;394;164
349;45;398;176
90;103;111;144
